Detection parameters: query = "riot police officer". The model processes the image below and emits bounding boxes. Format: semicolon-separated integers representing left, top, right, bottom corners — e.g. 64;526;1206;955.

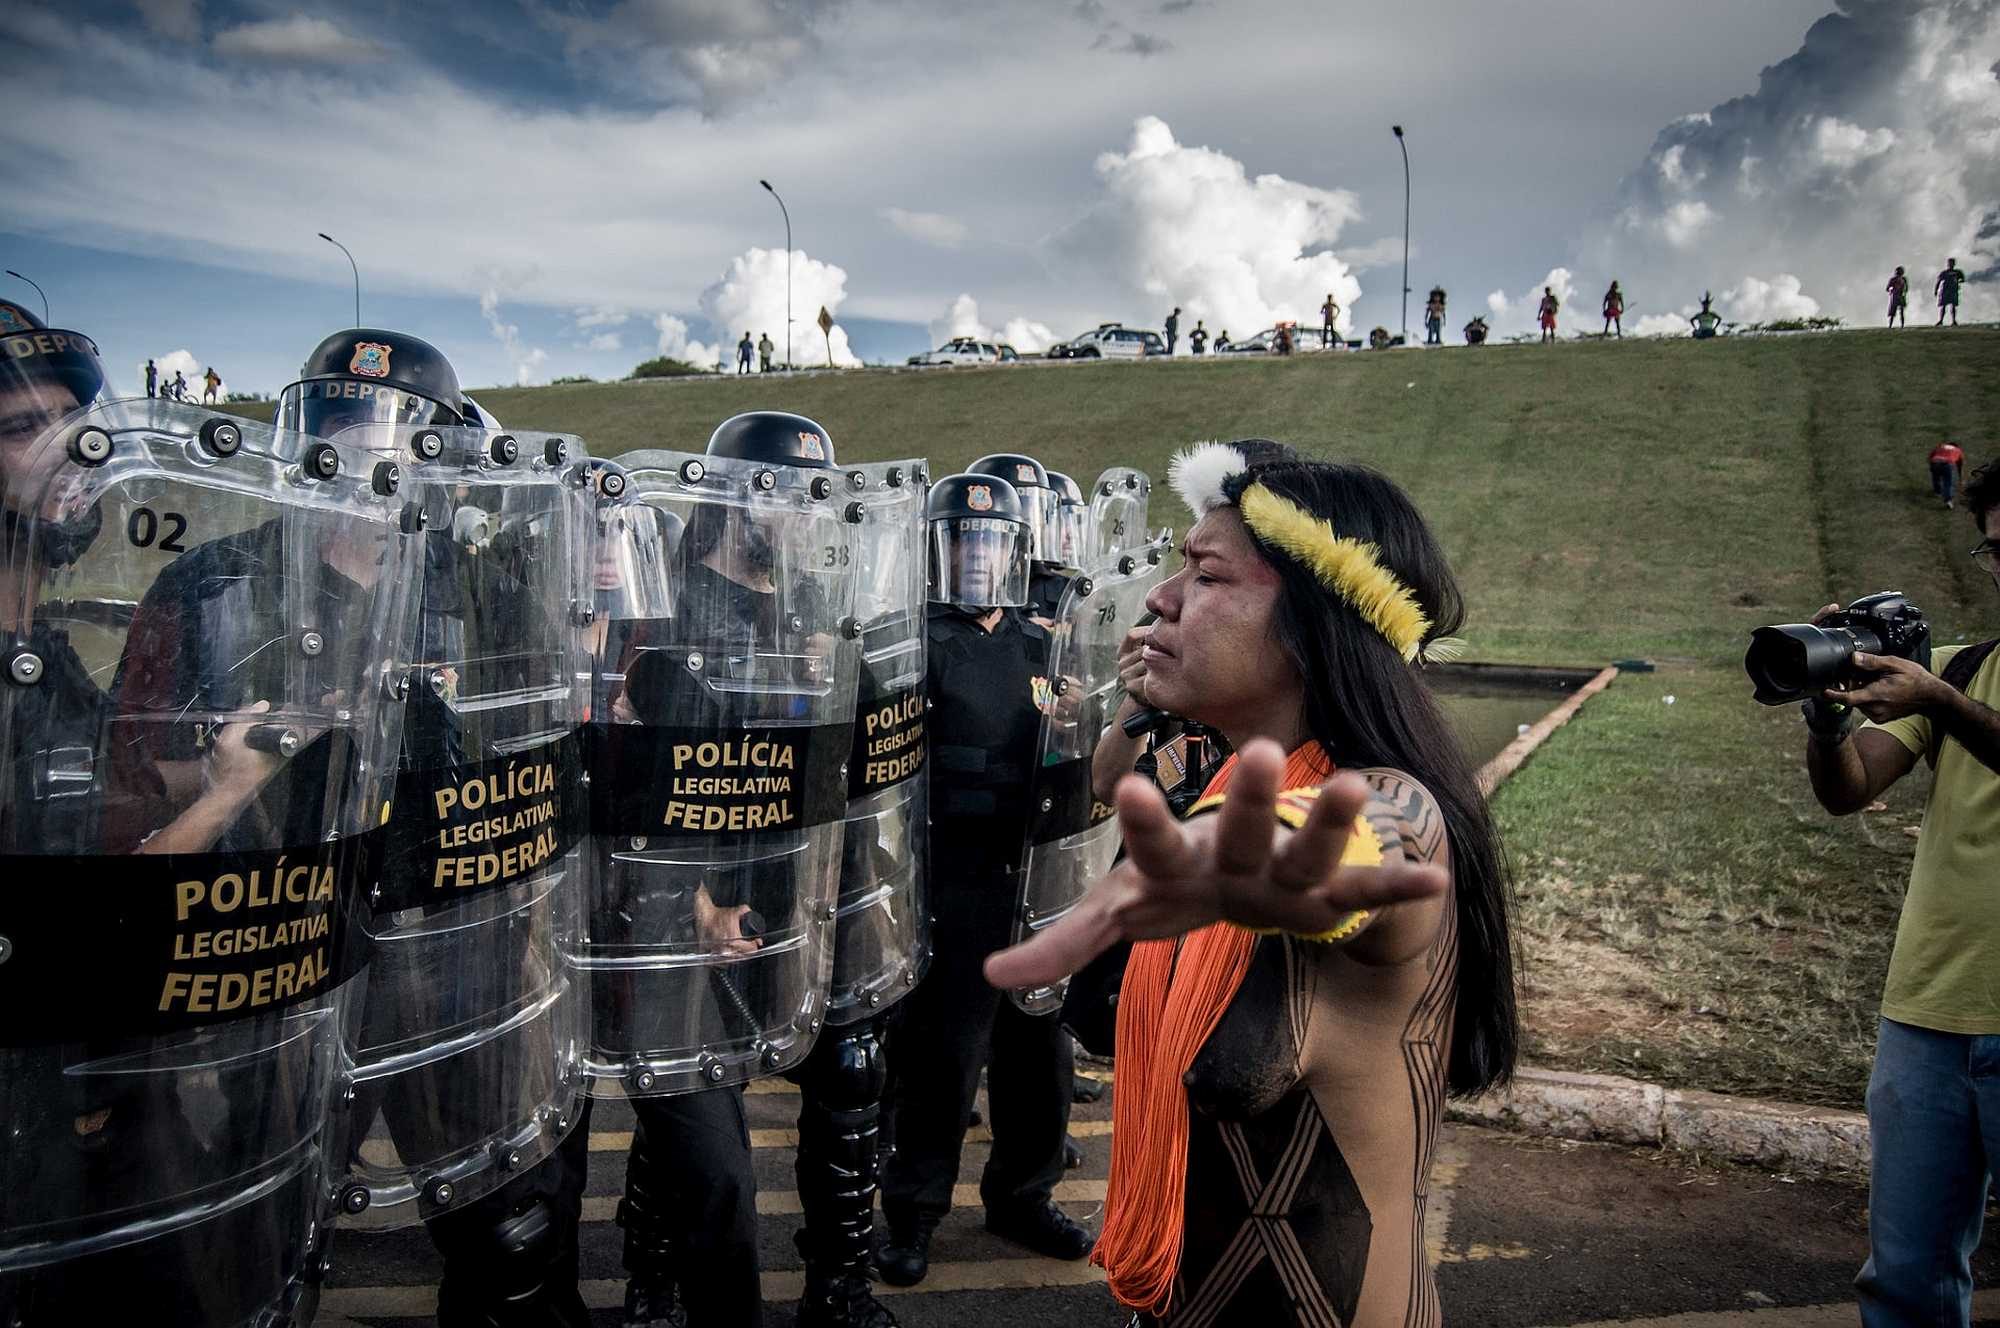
1;303;419;1322
598;411;859;1328
965;453;1066;625
277;328;595;1328
876;474;1094;1287
1045;470;1090;572
788;445;929;1328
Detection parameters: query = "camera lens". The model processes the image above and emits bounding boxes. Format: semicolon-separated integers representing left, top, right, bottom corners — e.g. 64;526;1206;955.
1745;624;1858;705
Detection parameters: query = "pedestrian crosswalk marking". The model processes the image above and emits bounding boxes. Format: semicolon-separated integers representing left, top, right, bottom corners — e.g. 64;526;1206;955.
321;1258;1110;1319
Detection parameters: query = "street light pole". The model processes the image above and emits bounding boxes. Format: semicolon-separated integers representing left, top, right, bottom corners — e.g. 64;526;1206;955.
759;180;792;370
317;232;361;328
1392;125;1410;345
4;270;49;324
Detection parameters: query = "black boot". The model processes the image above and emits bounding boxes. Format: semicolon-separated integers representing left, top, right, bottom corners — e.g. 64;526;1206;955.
797;1232;898;1328
618;1168;687;1328
985;1199;1094;1261
796;1021;900;1319
875;1216;935;1287
622;1275;688;1328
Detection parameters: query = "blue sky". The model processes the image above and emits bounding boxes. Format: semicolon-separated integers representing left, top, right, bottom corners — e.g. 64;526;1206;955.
3;1;1993;396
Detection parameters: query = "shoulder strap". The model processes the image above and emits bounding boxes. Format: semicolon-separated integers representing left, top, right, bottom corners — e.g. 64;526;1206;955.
1926;638;2000;765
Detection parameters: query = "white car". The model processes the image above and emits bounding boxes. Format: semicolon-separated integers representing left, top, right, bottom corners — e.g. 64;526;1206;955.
908;337;1002;367
1049;325;1167;360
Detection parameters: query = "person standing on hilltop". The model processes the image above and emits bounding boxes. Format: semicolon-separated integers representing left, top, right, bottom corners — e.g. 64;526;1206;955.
1320;292;1340;348
757;331;775;373
1887;267;1910;328
202;365;220;404
144;357;157;398
1165;306;1181;355
1935;259;1965;328
736;330;754;374
1601;282;1625;338
1537;287;1560;344
1424;287;1446;346
1189;321;1208;356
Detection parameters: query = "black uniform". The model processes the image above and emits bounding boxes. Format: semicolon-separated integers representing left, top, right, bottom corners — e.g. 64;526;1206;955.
1025;567;1077;626
878;606;1072;1230
615;555;817;1328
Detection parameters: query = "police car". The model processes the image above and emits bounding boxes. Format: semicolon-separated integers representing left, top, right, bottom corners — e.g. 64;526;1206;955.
1045;324;1167;360
907;337;1003;367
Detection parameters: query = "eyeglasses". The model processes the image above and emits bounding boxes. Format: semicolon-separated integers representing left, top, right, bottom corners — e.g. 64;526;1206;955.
1970;542;2000;574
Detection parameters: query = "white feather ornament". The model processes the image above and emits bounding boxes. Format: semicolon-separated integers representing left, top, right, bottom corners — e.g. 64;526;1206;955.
1168;442;1250;516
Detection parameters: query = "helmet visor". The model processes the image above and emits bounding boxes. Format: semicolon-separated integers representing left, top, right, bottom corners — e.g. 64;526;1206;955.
1023;486;1062;563
276;378;452;444
1053;501;1089;568
929;516;1029;608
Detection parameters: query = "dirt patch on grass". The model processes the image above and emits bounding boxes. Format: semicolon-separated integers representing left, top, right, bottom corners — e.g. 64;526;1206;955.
1518;928;1685;1052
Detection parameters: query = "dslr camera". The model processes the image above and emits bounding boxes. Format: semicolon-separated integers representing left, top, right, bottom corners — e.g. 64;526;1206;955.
1744;592;1931;705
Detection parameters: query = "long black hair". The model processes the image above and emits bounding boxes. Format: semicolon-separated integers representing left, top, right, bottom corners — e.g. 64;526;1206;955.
1237;459;1518;1097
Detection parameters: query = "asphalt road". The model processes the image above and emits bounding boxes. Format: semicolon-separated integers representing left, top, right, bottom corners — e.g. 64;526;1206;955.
320;1070;1999;1327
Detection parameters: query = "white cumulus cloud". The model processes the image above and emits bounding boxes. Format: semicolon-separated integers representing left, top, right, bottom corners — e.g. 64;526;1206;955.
698;247;862;368
653;314;721;371
1579;0;2000;326
1722;273;1822;322
1050;116;1363;341
927;293;1057;353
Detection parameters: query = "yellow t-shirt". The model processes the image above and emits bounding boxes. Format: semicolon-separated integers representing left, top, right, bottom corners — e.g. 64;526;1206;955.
1865;644;2000;1033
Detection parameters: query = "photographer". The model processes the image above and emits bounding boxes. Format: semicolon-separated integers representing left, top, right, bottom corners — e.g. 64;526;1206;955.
1803;461;2000;1328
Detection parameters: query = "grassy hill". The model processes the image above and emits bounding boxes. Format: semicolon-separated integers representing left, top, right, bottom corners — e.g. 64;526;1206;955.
236;329;2000;1104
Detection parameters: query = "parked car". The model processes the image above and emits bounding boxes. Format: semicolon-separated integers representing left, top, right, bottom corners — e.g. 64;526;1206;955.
1216;322;1339;355
1046;324;1167;359
997;344;1021;362
908;337;1002;366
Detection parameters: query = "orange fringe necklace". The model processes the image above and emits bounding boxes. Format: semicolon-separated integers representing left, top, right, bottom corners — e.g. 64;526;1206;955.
1091;742;1340;1315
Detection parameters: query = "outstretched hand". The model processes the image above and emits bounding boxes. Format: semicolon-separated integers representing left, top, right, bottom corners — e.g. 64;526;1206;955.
983;739;1448;991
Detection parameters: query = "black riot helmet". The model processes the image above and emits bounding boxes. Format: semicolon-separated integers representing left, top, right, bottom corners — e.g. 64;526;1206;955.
0;299;106;439
276;327;468;441
0;299;109;566
967;453;1058;564
705;411;835;469
927;472;1030;609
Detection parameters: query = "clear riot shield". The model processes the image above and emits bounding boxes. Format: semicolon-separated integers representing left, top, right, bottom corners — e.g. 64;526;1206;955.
830;460;928;1024
0;399;421;1324
572;449;859;1095
330;425;590;1227
1009;530;1171;1015
1088;466;1154;567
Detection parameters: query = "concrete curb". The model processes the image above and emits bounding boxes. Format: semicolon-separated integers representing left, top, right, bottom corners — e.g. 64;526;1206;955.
1447;1067;1869;1176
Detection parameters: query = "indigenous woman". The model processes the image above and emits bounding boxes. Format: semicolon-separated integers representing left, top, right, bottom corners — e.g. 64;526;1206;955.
989;445;1517;1328
1601;281;1624;337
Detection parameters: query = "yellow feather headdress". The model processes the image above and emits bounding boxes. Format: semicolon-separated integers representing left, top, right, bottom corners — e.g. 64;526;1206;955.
1169;443;1459;665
